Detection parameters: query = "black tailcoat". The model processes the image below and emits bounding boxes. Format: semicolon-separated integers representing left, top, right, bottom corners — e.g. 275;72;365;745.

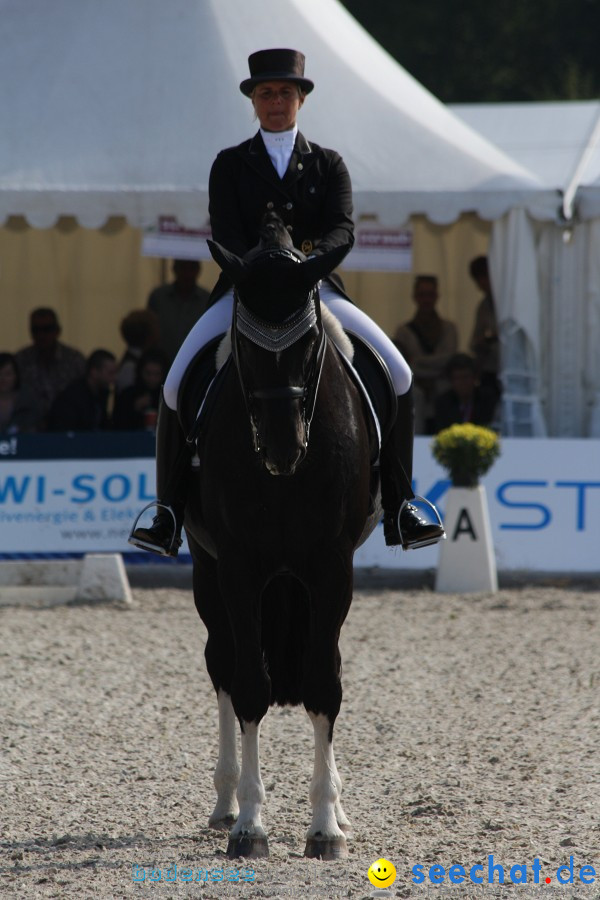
208;131;354;300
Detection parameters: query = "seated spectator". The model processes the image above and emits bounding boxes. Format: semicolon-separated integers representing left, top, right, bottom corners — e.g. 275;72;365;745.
469;255;501;400
434;352;498;432
47;349;117;432
147;259;211;365
394;275;458;433
116;309;160;394
15;307;86;430
0;352;41;434
113;348;169;431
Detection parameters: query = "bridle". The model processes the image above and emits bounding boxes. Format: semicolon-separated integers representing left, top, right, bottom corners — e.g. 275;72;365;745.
230;250;327;456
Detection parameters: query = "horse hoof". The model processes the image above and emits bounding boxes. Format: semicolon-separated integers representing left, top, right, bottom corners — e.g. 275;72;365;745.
304;836;348;860
226;835;269;859
208;813;237;831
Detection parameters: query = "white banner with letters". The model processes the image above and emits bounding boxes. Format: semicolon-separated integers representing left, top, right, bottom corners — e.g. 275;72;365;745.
141;218;413;272
356;437;600;572
0;458;160;555
0;438;599;571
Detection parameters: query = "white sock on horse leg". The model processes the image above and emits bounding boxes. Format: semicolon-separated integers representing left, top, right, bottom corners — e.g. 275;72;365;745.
307;711;347;840
230;720;267;838
209;689;240;826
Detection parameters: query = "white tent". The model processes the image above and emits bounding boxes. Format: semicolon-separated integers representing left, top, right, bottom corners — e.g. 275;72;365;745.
0;0;556;229
452;101;600;436
451;101;600;217
0;0;562;431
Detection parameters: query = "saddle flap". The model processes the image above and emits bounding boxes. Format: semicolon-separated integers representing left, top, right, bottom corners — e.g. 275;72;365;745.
338;334;397;446
177;335;228;440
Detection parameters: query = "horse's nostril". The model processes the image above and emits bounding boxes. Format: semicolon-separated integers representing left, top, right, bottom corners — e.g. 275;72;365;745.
262;447;304;476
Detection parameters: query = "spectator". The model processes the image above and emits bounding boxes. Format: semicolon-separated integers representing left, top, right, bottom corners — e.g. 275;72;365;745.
147;259;211;365
47;349;117;432
15;308;86;429
0;352;41;434
469;255;501;400
113;348;169;431
394;275;458;433
116;309;160;394
434;352;498;432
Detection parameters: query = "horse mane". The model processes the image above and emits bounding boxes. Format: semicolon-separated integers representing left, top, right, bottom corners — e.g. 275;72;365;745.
320;303;354;360
258;211;297;252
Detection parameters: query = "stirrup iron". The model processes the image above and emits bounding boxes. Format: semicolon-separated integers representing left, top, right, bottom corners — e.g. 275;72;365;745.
399;495;446;551
128;501;180;556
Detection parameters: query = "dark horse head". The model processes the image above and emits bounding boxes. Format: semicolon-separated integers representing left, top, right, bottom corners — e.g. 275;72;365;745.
208;214;350;476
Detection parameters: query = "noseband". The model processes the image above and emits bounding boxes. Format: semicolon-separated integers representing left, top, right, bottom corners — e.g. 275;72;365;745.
231;252;327;455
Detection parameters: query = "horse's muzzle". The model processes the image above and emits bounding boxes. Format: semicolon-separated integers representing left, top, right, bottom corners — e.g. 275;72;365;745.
262;444;306;476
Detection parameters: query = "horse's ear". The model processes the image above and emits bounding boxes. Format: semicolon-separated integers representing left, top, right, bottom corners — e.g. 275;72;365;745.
299;243;352;289
207;240;249;284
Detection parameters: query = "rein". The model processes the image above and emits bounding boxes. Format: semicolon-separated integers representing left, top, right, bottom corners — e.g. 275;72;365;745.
231;284;327;455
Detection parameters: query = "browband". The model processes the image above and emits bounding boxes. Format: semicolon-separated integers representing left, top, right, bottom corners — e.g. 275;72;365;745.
236;296;317;352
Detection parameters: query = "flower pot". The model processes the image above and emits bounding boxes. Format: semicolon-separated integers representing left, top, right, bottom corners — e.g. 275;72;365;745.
450;470;479;488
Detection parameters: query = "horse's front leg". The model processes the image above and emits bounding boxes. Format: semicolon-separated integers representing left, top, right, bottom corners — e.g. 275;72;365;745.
303;553;354;860
305;712;350;859
226;718;268;858
209;689;240;829
331;741;351;835
219;563;270;859
190;546;240;830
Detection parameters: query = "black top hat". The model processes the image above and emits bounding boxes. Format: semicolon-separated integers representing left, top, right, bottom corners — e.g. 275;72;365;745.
239;48;314;97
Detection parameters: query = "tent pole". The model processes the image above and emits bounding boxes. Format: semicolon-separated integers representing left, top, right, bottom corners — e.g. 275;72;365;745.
562;106;600;221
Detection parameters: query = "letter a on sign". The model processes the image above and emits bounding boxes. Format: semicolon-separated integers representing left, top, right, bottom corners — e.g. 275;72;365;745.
452;508;477;541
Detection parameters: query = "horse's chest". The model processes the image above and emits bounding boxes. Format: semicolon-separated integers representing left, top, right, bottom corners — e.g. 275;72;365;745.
204;464;344;552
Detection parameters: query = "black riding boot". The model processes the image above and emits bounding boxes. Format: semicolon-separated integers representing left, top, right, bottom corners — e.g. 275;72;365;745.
381;384;445;549
129;392;187;557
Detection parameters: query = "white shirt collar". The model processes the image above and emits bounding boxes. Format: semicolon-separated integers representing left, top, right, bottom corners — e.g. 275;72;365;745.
260;125;298;147
260;126;298;179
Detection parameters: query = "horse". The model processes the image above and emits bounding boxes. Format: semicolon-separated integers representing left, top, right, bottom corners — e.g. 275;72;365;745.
180;213;381;860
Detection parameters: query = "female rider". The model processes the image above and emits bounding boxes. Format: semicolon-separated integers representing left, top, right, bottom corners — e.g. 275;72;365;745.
130;48;444;556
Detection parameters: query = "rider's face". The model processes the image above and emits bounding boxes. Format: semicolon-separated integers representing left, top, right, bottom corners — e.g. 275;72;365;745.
252;80;304;132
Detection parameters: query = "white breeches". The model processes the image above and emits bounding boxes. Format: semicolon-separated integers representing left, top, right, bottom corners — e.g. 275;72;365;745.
163;285;413;410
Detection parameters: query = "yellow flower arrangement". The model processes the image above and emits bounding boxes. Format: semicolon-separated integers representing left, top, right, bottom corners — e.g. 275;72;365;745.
431;423;500;487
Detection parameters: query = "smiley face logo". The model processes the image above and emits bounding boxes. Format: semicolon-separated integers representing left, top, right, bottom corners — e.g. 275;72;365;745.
368;858;397;888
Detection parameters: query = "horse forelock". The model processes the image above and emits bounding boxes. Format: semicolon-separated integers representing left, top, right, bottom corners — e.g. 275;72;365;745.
258;211;297;251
